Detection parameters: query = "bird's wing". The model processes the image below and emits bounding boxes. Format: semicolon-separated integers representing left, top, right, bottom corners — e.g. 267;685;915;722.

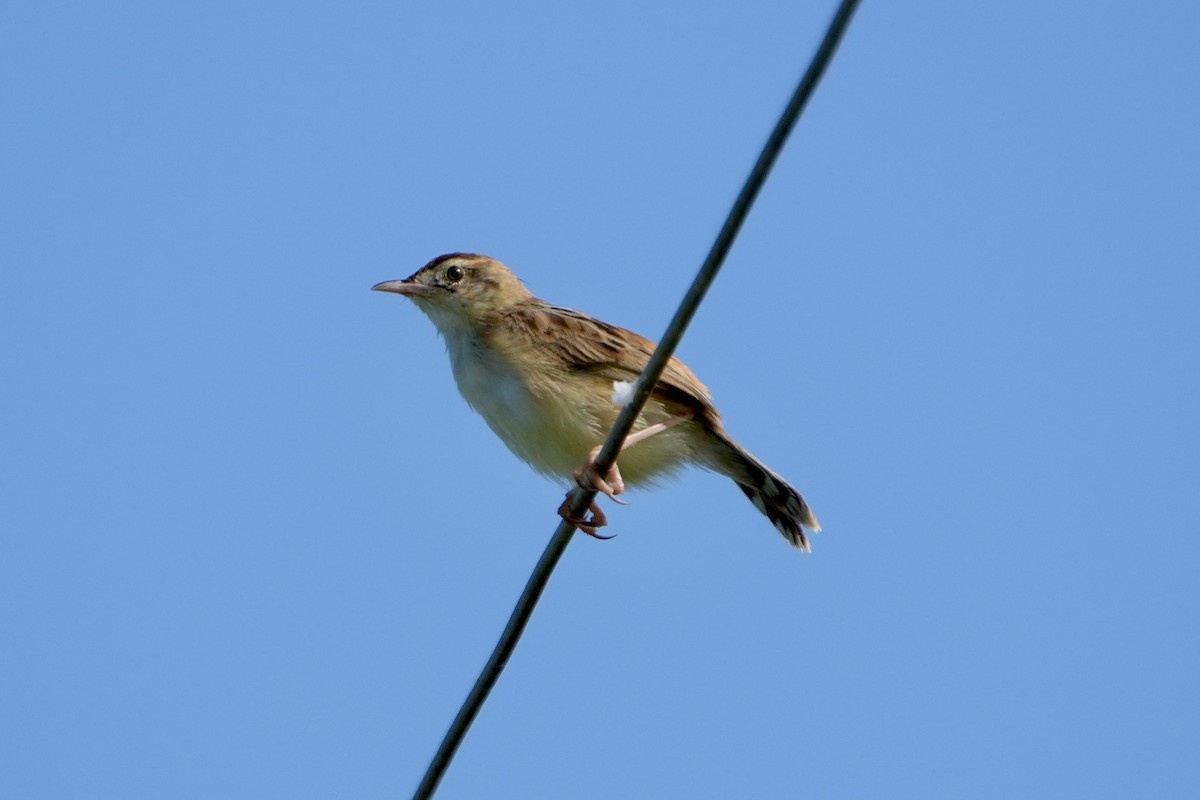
499;302;716;415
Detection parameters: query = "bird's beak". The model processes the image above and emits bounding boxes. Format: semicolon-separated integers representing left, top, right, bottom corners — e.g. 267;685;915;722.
372;279;434;297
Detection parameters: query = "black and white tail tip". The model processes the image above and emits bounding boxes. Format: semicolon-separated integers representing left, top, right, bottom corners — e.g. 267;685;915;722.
737;476;821;552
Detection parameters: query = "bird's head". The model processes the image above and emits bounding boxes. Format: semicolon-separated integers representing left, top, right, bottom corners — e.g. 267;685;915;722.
373;253;533;332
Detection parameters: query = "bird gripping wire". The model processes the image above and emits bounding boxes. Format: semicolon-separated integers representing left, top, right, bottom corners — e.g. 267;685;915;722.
412;2;861;796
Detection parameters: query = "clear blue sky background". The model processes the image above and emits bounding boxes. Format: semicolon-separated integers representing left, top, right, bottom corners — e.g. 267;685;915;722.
3;2;1197;798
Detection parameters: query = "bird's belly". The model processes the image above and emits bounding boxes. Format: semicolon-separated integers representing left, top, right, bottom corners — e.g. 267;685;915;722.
450;348;697;485
451;353;599;480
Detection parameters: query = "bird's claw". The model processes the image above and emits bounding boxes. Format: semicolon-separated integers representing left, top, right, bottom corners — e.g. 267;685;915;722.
557;494;617;540
579;525;617;540
559;448;630;539
573;458;628;505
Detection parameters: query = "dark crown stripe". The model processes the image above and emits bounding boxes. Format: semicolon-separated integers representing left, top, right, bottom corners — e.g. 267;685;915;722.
422;252;486;271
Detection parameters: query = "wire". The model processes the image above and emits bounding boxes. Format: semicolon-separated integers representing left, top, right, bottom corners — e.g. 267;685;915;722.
411;2;861;796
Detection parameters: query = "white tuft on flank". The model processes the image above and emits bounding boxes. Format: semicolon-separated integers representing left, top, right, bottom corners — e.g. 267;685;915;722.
610;380;635;407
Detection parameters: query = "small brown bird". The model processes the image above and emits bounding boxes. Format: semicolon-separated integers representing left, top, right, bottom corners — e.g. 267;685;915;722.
373;253;820;550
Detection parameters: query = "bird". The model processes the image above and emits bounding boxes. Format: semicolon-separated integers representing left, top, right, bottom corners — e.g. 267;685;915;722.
373;253;821;550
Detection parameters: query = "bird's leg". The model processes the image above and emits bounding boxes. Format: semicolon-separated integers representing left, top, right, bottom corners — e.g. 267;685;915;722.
573;411;695;503
557;493;616;539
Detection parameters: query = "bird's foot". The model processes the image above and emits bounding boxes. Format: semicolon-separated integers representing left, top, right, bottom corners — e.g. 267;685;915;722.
557;494;616;539
572;447;628;505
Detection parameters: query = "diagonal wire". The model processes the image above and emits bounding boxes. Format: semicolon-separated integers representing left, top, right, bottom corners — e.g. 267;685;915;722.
411;2;860;797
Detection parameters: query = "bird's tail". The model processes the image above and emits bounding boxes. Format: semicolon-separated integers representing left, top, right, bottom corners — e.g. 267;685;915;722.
704;430;820;551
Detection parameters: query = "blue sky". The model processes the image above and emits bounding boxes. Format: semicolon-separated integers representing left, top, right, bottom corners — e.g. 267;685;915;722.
3;2;1198;797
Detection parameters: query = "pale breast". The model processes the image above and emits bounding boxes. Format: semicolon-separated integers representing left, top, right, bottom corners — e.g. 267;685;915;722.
437;314;700;485
445;332;598;480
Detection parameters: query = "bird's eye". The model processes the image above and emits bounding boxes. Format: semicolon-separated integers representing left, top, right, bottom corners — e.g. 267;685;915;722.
445;265;465;282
